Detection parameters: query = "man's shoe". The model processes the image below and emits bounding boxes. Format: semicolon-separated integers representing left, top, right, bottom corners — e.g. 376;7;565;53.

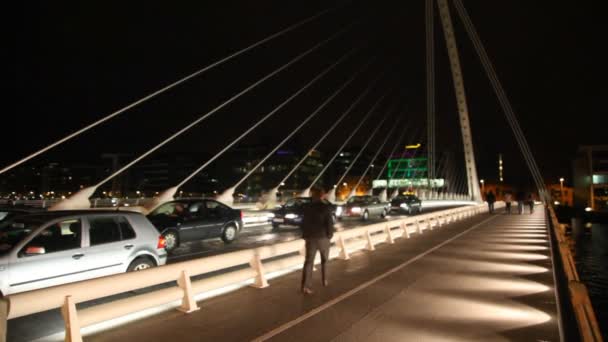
302;287;314;295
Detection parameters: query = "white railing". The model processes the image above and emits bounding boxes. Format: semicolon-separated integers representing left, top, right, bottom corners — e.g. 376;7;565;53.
1;203;490;342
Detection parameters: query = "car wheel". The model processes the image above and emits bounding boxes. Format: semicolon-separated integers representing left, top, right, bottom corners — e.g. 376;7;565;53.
222;224;238;244
127;257;156;272
362;210;369;221
407;207;413;215
163;230;180;252
271;223;280;232
380;209;387;219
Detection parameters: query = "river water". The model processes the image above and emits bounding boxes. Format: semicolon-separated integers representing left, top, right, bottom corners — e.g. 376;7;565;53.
571;222;608;337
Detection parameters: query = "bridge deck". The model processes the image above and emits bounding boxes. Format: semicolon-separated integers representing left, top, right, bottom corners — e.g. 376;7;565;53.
89;209;560;342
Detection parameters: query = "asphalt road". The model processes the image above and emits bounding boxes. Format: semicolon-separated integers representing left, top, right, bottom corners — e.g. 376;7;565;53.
6;206;461;342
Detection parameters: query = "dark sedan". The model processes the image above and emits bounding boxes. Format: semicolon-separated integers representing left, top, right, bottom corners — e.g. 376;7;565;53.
390;194;422;215
271;197;336;230
147;199;243;252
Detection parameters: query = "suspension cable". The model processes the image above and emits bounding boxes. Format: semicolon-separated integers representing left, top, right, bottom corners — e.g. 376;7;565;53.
229;51;373;191
306;70;389;188
95;21;360;188
176;47;370;188
334;99;392;187
452;0;546;196
0;4;347;175
349;105;402;194
275;58;379;188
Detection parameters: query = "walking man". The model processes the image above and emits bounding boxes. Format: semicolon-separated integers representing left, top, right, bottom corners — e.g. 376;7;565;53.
516;190;526;214
301;187;334;295
486;191;496;214
504;192;513;214
527;193;535;214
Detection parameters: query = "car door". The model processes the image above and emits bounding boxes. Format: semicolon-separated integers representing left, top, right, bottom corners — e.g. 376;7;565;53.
6;218;86;294
80;215;135;276
203;200;228;238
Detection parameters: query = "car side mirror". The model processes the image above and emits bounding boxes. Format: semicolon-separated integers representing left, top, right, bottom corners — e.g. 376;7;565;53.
25;246;46;255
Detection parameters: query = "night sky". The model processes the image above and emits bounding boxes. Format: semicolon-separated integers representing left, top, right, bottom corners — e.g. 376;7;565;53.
9;1;607;190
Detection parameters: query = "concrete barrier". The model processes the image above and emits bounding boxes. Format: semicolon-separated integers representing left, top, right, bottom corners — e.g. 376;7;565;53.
3;204;489;342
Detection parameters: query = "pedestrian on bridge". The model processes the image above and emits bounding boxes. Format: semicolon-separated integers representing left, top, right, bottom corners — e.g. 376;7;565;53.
527;193;535;214
485;191;496;214
504;192;513;214
300;187;335;295
516;191;526;214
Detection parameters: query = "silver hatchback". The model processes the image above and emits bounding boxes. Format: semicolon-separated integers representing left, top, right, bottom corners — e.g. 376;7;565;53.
0;210;167;296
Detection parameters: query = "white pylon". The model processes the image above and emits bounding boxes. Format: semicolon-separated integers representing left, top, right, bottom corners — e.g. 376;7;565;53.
390;188;399;200
257;186;279;209
347;187;357;199
326;188;337;203
216;186;236;206
379;188;388;202
49;186;97;210
299;187;311;197
144;186;179;214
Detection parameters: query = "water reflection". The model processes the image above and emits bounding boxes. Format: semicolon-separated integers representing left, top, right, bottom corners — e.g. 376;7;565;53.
571;222;608;337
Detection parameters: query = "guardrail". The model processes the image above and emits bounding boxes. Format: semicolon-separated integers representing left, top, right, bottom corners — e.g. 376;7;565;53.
1;203;489;342
547;206;603;342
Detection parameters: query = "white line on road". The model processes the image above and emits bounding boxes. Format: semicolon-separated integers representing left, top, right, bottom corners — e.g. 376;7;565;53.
252;214;499;341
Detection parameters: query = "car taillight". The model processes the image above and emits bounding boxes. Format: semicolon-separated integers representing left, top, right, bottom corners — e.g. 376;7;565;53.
157;235;166;249
240;210;243;219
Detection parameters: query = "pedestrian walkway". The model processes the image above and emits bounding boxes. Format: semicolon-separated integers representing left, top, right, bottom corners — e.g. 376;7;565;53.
88;209;560;342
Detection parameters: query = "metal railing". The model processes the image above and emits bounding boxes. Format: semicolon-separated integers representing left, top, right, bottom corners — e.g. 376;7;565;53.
1;204;489;342
547;206;603;342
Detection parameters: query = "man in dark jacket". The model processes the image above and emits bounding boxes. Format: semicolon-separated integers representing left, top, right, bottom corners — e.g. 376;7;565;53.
300;187;334;294
486;191;496;214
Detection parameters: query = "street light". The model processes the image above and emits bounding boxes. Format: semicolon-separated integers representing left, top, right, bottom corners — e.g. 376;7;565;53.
480;179;485;193
559;178;565;204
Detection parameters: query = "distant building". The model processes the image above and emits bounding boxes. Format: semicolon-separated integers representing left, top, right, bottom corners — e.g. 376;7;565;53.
546;183;573;207
573;145;608;211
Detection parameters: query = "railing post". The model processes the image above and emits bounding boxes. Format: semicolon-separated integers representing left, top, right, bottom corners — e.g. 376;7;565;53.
176;270;200;313
427;218;433;231
365;230;375;251
416;220;423;235
249;254;269;288
401;221;410;238
337;234;350;260
0;298;7;342
61;295;83;342
385;225;394;244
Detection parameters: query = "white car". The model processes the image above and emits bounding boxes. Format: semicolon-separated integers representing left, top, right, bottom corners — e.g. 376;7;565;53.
0;210;167;296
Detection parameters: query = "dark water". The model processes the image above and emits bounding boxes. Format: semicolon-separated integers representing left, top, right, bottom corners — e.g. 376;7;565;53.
571;222;608;338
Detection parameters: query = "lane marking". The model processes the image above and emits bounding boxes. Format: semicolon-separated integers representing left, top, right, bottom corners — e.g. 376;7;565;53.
253;214;498;341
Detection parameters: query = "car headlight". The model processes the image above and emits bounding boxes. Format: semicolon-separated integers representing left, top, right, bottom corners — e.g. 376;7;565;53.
400;203;409;208
351;207;361;213
285;213;298;219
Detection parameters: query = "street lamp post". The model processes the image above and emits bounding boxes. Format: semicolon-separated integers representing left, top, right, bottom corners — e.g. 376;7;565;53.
559;177;565;204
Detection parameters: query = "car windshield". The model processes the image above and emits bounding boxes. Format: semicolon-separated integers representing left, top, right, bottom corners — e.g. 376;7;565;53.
0;216;45;255
347;197;367;205
285;198;311;208
149;202;191;218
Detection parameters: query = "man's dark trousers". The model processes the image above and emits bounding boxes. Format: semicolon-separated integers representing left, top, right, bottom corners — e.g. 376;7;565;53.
302;238;330;289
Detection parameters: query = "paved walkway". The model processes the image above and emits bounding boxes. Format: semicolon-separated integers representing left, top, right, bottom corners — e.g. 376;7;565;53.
89;209;560;342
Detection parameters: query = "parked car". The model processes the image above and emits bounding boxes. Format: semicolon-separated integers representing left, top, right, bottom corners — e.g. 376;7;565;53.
0;210;167;296
337;195;389;221
147;199;243;252
390;194;422;215
271;197;337;230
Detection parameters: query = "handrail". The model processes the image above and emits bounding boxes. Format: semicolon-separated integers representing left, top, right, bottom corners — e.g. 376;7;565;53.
547;206;603;342
1;203;488;342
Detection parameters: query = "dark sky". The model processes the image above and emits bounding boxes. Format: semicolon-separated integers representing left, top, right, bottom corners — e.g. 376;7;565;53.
8;1;607;188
